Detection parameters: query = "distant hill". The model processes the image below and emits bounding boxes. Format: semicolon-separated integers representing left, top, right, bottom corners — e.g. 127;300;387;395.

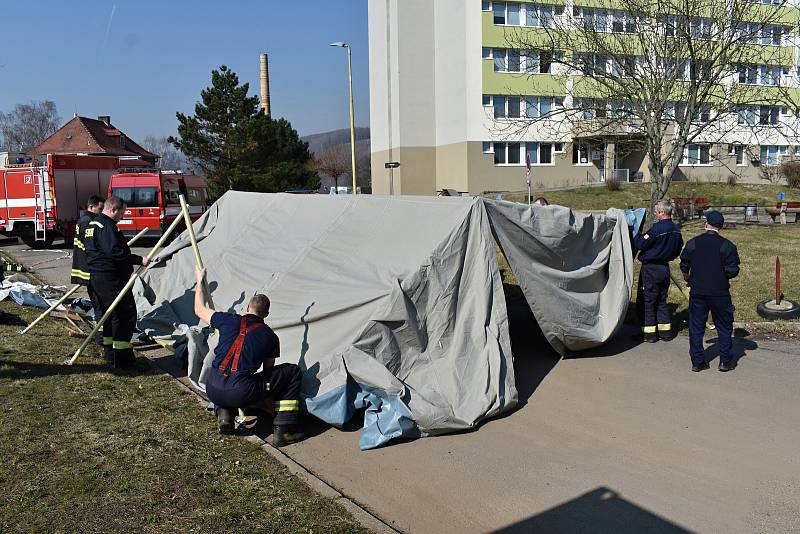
302;127;370;156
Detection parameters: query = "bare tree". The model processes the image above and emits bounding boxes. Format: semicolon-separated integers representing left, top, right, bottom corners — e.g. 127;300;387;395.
314;143;352;193
356;145;372;190
0;100;61;151
497;0;798;213
142;135;185;170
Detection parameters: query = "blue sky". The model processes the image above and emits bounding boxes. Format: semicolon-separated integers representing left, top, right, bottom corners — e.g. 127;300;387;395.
0;0;369;140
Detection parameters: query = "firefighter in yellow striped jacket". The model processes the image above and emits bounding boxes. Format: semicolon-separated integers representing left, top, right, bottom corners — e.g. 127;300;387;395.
71;195;105;348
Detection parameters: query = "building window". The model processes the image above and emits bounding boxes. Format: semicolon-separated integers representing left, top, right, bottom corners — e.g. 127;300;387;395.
491;142;557;165
482;47;492;59
539;143;553;164
554;142;564;153
494;142;507;164
524;96;563;118
526;4;561;28
611;11;637;33
740;105;780;125
507;2;520;25
573;142;592;164
689;60;711;81
494;49;506;72
736;64;782;86
682;144;711;165
483;94;492;106
482;1;491;11
576;53;610;76
493;2;506;24
759;106;780;125
729;145;745;166
737;23;787;45
691;104;711;123
494;96;506;118
689;18;713;39
759;145;787;165
524;50;553;74
507;96;521;118
525;142;554;164
507;50;521;72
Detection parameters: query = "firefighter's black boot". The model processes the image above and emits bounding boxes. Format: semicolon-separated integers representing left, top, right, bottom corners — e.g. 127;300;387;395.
216;407;234;434
273;424;305;447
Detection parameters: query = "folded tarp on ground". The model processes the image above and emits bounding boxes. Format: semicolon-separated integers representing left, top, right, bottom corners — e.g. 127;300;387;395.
135;192;516;449
484;200;634;355
134;192;633;448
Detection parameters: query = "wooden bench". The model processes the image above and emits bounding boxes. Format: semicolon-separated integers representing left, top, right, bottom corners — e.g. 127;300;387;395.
765;201;800;224
671;196;710;219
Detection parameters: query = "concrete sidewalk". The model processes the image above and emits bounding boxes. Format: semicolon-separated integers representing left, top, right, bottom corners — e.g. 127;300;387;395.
286;327;800;534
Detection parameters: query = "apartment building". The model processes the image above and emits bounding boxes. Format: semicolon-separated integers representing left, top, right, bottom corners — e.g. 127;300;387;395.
368;0;800;195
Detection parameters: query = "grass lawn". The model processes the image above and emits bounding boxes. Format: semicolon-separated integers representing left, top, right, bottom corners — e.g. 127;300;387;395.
0;301;367;534
505;182;795;210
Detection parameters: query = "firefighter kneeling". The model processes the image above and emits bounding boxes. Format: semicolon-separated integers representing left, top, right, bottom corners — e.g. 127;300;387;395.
193;267;305;447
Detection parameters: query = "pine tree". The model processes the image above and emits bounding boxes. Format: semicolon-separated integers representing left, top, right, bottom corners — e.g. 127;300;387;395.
169;65;317;196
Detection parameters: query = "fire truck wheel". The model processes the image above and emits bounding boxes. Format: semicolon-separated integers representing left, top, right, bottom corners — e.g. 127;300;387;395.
20;232;55;249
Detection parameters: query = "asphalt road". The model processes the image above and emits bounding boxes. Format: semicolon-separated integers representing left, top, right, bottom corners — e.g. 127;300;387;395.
4;236;800;533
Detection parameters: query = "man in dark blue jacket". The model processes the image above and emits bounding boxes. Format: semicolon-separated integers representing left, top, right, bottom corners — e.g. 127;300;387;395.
680;211;740;372
85;196;148;368
194;267;305;447
634;200;684;342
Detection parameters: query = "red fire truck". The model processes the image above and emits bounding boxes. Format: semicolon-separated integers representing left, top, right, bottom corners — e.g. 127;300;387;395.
0;153;137;248
107;170;210;238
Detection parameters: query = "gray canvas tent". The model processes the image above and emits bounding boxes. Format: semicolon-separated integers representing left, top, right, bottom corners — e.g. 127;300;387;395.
134;192;633;448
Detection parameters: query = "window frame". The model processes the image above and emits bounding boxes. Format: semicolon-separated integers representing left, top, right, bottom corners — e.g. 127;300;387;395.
680;144;712;166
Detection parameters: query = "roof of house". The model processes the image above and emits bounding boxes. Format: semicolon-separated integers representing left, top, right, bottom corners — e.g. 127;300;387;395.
32;116;158;161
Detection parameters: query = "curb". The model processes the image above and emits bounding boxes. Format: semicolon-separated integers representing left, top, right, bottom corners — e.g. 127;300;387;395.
145;355;399;534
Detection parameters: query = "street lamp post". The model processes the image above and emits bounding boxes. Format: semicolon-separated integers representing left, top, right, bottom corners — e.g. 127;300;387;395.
331;42;357;194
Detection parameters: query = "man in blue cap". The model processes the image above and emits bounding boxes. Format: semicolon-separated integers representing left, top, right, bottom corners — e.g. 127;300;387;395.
679;211;740;372
634;200;684;342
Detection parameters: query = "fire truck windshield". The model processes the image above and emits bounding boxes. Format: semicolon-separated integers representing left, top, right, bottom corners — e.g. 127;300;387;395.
112;187;158;208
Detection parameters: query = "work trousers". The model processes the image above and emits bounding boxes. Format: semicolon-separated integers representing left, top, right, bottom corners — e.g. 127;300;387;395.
637;263;673;338
91;271;137;368
689;294;735;366
86;282;106;347
206;363;303;426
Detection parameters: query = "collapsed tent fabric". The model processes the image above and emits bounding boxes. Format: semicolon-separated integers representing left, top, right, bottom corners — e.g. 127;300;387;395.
484;200;634;355
134;192;517;449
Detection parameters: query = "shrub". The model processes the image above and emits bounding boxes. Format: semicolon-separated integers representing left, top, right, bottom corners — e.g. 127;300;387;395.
727;174;738;186
605;177;622;191
780;161;800;189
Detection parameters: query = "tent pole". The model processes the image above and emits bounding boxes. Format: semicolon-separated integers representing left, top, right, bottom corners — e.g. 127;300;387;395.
22;227;150;336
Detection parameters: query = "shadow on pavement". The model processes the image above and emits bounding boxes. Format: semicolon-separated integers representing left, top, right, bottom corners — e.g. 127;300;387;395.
703;328;759;365
503;283;561;410
494;487;693;534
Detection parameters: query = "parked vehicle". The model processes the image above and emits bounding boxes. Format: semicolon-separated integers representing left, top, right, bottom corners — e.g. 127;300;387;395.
0;153;131;248
107;170;210;238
